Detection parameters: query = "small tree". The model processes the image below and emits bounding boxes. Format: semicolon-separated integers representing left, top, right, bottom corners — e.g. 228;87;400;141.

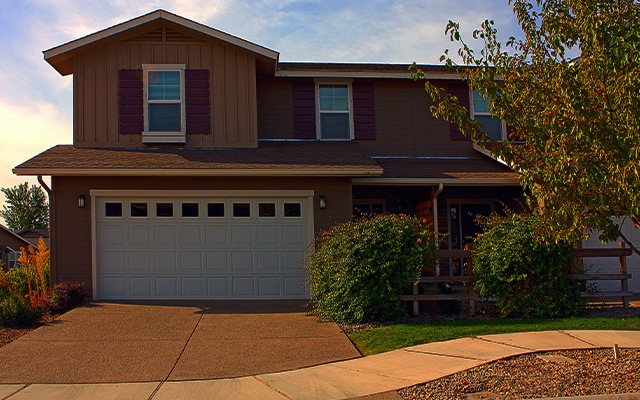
1;182;49;230
415;0;640;254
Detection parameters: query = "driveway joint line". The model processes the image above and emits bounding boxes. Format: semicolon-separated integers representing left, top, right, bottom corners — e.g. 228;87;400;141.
1;384;29;400
147;307;207;399
253;376;294;400
559;330;599;347
402;348;488;361
475;336;535;351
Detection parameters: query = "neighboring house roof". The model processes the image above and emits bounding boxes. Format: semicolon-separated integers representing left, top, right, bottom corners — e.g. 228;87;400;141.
13;143;383;177
0;224;33;249
353;157;520;186
44;9;279;76
15;228;49;238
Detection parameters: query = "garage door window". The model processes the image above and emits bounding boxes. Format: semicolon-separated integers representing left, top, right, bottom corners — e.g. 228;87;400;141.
284;203;302;218
105;202;123;218
207;203;225;218
259;203;276;218
181;203;199;218
131;203;148;218
233;203;251;218
156;203;173;218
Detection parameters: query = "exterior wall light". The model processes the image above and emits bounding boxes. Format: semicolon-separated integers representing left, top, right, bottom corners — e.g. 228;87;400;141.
78;195;86;208
319;195;327;209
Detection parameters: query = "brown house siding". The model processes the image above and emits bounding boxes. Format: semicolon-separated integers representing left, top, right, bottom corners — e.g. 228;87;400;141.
257;76;295;139
51;176;352;289
73;30;258;148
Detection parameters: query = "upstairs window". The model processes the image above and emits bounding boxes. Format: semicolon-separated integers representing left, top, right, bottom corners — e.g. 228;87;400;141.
143;64;186;143
317;83;352;140
471;90;505;141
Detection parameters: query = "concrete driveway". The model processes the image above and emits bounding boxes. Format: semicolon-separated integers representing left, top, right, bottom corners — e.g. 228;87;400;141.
0;301;361;384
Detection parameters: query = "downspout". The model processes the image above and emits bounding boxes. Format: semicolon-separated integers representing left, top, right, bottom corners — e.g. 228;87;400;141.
432;183;444;275
37;175;52;196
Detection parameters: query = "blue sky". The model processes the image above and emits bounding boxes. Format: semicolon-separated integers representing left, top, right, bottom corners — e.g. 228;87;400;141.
0;0;522;221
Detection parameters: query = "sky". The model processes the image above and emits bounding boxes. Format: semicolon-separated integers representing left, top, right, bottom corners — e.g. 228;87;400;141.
0;0;523;225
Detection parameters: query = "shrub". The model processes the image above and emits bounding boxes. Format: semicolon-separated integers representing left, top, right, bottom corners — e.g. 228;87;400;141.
306;214;436;323
472;212;583;318
0;295;42;326
47;281;88;313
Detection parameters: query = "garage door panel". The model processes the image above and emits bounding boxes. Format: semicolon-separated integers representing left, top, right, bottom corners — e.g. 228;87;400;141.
231;251;254;270
232;277;256;297
231;226;253;245
97;196;310;300
206;251;229;271
156;277;178;297
257;226;279;245
128;226;150;245
205;226;228;245
154;226;177;245
180;251;204;271
181;277;204;297
129;251;151;271
257;252;279;271
258;277;281;296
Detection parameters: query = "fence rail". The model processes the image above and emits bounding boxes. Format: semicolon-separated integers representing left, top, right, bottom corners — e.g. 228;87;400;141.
402;244;633;316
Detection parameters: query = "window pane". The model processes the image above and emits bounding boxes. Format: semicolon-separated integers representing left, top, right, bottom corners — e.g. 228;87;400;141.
182;203;199;218
207;203;225;217
284;203;302;217
148;71;181;101
105;202;122;217
131;203;148;217
473;91;490;113
320;113;350;139
319;85;349;111
149;103;181;132
163;85;180;100
233;203;251;217
148;71;164;85
156;203;173;217
476;115;503;140
258;203;276;217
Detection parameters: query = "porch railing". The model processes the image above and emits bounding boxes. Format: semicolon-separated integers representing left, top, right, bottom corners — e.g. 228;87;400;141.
401;244;634;316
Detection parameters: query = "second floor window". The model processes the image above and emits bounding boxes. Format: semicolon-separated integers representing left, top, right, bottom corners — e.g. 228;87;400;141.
143;64;186;142
317;83;352;140
471;90;505;141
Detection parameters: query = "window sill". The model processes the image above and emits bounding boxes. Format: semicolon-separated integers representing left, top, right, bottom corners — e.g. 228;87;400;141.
142;132;186;144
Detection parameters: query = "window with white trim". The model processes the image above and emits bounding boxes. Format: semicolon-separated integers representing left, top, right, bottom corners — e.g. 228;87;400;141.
8;251;20;269
317;83;352;139
471;90;505;141
143;64;186;143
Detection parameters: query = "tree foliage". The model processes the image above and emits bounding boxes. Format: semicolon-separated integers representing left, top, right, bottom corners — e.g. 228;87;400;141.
1;182;49;230
415;0;640;254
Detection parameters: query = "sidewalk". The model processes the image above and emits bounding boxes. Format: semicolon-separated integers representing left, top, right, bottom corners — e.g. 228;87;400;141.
1;330;639;400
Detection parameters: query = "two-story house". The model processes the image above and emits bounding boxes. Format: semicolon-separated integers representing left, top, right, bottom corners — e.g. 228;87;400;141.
14;10;521;300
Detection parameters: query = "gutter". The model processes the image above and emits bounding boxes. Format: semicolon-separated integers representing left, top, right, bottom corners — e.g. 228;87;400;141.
37;175;52;196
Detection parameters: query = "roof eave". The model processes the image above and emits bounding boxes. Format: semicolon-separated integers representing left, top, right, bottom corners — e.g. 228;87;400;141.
351;177;521;186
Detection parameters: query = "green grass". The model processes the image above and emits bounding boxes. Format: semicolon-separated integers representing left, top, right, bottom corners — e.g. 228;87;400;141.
348;317;640;356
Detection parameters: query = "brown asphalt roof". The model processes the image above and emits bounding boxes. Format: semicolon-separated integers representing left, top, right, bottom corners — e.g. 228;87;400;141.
277;62;465;74
369;157;519;182
13;142;382;176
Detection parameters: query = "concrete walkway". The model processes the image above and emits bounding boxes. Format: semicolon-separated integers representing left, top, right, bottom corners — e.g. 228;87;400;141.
1;330;639;400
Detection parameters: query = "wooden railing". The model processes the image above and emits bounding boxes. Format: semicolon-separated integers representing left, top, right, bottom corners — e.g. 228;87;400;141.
402;244;633;316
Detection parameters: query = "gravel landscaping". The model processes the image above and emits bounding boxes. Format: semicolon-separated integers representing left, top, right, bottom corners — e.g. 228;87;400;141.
400;348;640;400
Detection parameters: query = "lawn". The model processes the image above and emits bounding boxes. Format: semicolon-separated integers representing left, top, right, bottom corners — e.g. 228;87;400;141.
348;317;640;356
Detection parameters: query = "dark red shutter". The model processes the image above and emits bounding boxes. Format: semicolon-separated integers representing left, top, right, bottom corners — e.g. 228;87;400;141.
353;81;375;140
292;80;316;139
448;82;471;141
118;69;143;134
185;69;211;135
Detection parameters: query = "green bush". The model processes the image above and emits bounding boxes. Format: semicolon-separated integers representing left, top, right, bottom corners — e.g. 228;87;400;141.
306;214;436;323
472;212;583;318
0;295;42;326
48;281;88;313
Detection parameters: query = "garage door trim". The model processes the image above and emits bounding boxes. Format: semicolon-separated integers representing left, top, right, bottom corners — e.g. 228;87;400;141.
90;189;315;300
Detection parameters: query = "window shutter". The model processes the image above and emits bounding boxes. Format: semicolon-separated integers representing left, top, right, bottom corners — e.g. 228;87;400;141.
353;81;375;140
292;80;316;139
118;69;143;134
448;82;471;141
185;69;211;135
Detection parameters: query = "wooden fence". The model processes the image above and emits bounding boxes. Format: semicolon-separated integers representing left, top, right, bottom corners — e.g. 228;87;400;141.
401;244;633;316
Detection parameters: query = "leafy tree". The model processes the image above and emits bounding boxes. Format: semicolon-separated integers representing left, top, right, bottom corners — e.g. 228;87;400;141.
1;183;49;230
415;0;640;254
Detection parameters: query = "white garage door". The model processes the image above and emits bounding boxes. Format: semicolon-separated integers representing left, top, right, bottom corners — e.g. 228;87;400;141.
94;193;312;300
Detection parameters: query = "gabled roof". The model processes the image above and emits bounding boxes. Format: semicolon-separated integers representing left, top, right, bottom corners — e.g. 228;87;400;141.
0;224;33;249
44;9;279;76
15;228;50;239
13;143;383;177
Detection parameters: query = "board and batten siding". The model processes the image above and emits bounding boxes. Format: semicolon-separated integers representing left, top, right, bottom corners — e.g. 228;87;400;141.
73;40;258;148
49;176;352;290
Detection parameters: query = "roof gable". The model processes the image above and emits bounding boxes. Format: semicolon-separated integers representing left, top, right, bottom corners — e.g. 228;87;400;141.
0;224;33;249
44;9;279;76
